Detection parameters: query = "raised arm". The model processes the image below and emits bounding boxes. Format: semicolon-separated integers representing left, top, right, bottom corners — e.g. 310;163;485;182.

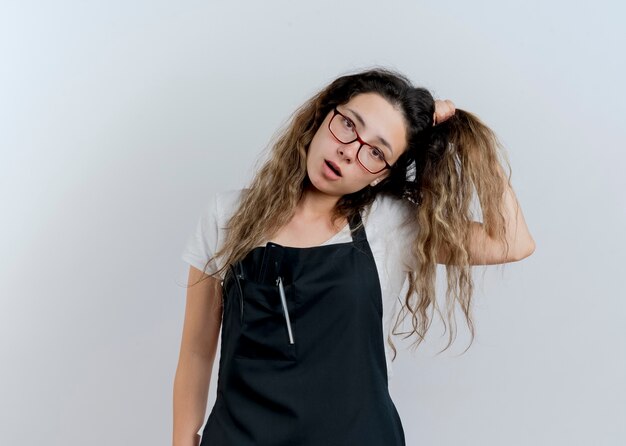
437;165;535;265
431;99;535;266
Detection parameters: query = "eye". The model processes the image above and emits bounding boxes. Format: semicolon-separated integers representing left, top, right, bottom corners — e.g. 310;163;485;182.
341;116;354;130
370;146;385;161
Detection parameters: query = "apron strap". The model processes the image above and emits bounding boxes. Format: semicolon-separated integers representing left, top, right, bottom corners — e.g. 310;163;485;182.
348;210;368;246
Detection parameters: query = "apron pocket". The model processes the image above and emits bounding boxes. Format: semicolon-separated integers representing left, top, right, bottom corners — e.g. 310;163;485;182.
234;278;298;361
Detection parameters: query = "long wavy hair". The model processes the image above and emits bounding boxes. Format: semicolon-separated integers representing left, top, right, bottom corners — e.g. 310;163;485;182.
192;67;512;357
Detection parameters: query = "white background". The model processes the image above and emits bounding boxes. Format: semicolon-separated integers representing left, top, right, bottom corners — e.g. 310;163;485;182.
1;1;625;445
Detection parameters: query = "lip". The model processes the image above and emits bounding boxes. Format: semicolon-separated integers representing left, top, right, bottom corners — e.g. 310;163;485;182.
324;159;342;177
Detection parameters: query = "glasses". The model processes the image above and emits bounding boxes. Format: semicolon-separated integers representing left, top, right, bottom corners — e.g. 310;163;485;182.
328;108;392;174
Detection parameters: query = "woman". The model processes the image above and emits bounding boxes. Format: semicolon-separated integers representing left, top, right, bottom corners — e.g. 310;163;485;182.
173;67;535;446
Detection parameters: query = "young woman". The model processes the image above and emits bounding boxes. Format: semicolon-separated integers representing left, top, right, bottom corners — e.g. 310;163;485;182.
173;68;535;446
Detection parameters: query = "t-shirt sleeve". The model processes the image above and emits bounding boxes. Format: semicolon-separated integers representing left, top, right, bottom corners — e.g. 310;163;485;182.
367;193;420;273
180;192;222;277
387;196;420;273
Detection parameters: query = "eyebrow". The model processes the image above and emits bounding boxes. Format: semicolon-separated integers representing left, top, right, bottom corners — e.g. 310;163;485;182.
344;107;394;156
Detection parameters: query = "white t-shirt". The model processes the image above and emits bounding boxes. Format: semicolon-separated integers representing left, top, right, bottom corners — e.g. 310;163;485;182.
181;189;418;382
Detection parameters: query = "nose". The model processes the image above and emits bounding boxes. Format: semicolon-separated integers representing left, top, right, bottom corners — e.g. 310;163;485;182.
337;141;360;164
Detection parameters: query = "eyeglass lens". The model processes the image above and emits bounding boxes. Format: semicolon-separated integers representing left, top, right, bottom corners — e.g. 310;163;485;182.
330;112;387;173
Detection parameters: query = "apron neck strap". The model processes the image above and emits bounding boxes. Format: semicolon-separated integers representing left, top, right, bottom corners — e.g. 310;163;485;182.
348;211;367;245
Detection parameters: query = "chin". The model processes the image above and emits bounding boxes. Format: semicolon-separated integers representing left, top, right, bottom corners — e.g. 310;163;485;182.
307;176;332;194
306;173;339;196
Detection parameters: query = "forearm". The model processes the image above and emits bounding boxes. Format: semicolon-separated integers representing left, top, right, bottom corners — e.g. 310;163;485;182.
173;351;215;446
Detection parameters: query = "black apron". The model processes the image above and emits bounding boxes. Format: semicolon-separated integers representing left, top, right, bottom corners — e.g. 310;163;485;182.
200;211;405;445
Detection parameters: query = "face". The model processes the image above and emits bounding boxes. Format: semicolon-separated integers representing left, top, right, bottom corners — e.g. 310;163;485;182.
306;92;408;197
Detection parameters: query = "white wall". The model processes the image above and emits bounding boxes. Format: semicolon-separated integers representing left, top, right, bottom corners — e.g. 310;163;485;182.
1;1;624;445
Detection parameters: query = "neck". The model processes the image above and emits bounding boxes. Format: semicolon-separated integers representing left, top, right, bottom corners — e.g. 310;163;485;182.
298;183;341;219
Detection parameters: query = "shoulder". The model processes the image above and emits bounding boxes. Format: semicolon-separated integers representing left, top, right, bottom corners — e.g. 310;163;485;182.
206;188;248;226
192;188;248;251
214;188;247;211
364;193;420;271
181;188;248;277
364;192;416;229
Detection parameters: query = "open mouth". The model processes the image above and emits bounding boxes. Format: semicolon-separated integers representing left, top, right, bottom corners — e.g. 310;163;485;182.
325;160;342;177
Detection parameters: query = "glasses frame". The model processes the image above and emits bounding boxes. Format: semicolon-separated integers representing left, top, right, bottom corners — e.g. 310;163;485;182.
328;108;392;175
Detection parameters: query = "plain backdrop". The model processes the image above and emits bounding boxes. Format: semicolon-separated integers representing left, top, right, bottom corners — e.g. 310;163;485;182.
1;1;625;445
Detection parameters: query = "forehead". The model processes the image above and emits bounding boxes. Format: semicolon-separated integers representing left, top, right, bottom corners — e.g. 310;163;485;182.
338;92;407;157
